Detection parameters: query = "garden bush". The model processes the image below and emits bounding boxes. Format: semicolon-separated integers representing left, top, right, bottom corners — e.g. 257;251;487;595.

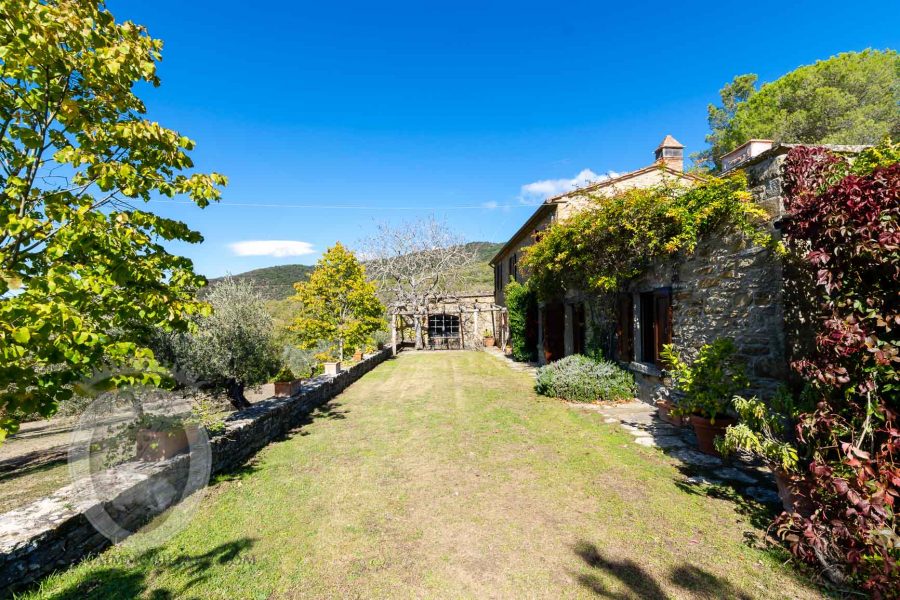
535;354;635;403
506;281;537;361
661;338;748;422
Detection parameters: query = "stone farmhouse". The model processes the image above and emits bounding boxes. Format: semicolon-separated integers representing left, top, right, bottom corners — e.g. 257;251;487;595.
490;135;864;403
490;135;698;363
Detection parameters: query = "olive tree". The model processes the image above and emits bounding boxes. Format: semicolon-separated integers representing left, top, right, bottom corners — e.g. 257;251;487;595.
168;278;279;410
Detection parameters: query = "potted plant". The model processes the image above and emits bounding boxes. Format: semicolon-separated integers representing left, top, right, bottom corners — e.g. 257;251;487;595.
372;330;390;351
352;348;364;361
483;329;495;347
279;345;317;389
656;391;687;427
717;390;811;513
132;414;192;462
273;366;301;396
662;339;748;456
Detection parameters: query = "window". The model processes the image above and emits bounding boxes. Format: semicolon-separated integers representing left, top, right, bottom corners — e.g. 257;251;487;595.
662;147;682;158
428;314;460;339
494;263;501;294
508;253;518;282
616;294;634;362
638;289;671;365
572;303;586;356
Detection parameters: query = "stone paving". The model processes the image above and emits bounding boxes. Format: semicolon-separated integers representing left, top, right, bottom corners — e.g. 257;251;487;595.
483;348;782;507
572;401;781;506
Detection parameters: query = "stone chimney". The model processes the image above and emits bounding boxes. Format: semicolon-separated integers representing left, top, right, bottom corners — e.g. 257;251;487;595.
655;135;684;172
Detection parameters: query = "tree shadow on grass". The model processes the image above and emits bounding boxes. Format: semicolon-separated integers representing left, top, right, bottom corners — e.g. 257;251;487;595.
574;541;753;599
573;541;667;599
41;537;256;600
673;477;776;533
291;401;349;437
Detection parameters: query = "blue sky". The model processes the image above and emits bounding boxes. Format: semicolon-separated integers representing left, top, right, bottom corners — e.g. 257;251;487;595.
107;0;899;277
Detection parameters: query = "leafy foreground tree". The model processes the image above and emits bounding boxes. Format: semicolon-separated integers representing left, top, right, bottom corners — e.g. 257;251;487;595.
361;217;478;350
696;49;900;170
163;278;278;410
0;0;226;439
291;243;384;362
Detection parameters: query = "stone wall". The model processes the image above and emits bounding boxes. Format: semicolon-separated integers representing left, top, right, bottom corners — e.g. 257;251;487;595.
627;149;790;403
0;349;393;596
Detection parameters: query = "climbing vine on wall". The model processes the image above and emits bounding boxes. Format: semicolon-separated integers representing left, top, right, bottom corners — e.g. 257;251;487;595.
520;172;775;300
775;141;900;595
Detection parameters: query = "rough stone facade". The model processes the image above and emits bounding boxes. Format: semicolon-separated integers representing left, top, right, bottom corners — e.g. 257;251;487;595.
624;145;867;403
0;349;393;595
626;231;785;402
619;149;790;402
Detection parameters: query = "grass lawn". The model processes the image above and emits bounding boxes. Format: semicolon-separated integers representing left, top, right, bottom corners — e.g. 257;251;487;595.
22;351;823;599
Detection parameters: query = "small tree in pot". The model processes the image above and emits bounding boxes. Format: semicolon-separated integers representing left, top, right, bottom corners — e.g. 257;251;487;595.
371;330;390;351
716;390;812;513
662;338;749;456
482;329;495;347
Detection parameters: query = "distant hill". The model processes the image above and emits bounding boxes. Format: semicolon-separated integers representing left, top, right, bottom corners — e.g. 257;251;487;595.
208;241;503;301
207;264;315;300
452;241;504;295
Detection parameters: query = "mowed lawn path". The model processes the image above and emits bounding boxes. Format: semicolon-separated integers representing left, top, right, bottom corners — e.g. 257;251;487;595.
26;352;822;599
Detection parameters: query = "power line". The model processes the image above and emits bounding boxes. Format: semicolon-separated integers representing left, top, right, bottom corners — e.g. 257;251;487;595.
150;200;536;211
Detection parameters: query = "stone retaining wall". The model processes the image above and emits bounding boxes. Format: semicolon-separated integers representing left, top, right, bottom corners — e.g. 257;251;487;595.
0;349;393;596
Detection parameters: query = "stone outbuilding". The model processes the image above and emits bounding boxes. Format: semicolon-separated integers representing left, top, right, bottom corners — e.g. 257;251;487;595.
389;293;506;352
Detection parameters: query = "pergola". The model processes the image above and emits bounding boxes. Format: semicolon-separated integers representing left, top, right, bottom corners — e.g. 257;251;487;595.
389;300;507;354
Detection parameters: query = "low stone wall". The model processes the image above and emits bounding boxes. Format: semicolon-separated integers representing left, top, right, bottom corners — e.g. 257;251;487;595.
0;349;393;596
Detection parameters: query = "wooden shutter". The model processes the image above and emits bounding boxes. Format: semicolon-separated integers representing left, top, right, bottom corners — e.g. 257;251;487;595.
616;294;634;362
654;290;672;362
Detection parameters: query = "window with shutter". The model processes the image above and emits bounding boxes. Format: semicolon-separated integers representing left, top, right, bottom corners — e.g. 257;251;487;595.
616;294;634;362
637;288;672;366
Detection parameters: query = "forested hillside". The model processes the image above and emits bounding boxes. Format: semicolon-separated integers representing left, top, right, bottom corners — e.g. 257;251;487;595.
209;241;502;300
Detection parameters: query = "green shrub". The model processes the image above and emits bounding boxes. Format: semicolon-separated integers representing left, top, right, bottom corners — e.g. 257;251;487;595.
716;389;804;471
661;338;748;423
272;366;296;382
506;281;537;362
535;354;635;403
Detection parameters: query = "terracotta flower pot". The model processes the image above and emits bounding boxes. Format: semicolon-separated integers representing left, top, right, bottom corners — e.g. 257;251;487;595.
689;415;736;456
656;399;686;427
136;427;189;461
484;337;495;347
353;351;364;361
274;379;301;397
772;467;815;516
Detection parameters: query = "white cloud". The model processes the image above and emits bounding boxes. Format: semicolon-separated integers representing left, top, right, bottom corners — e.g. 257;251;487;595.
518;168;619;204
482;200;499;210
229;240;315;257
